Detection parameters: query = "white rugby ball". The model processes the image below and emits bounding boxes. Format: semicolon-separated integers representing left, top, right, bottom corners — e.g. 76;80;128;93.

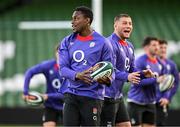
26;91;44;106
159;74;174;92
90;61;113;81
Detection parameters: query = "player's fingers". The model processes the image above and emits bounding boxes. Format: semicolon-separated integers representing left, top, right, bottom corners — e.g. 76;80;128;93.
132;79;140;84
133;72;141;76
83;77;93;84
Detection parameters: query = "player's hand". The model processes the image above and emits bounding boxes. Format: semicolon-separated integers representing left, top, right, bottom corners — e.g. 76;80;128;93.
22;94;37;101
41;94;48;100
159;98;169;106
96;76;111;86
75;69;93;84
128;72;141;84
22;95;29;101
143;69;155;78
156;75;165;83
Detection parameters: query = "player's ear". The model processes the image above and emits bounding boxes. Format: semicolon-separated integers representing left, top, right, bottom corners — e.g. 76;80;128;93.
114;22;117;29
87;18;91;25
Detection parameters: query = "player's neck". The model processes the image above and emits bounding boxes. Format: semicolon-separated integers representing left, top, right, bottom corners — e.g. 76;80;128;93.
147;52;157;60
79;27;93;37
114;32;126;41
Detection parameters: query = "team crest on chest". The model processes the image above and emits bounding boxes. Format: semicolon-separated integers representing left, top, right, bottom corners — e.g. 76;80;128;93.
89;42;95;47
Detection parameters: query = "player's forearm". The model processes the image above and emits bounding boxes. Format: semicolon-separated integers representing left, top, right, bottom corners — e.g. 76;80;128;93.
60;67;77;81
47;93;64;100
137;78;157;87
115;70;128;81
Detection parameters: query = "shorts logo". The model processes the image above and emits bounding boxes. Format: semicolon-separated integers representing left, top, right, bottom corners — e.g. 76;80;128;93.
93;116;97;121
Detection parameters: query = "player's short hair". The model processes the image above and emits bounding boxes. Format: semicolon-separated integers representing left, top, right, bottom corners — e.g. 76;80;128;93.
74;6;93;24
142;36;158;47
159;39;168;45
55;44;60;52
114;14;131;23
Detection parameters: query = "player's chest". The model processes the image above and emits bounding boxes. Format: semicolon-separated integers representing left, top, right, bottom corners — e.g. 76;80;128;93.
146;62;162;75
116;45;133;63
68;41;102;59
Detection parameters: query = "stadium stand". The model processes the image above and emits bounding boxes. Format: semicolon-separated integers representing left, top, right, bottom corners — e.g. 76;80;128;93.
0;0;180;125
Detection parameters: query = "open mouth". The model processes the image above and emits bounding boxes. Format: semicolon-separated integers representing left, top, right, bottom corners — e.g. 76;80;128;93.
123;30;131;34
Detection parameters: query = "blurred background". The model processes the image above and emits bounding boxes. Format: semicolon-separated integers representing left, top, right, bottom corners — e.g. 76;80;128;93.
0;0;180;126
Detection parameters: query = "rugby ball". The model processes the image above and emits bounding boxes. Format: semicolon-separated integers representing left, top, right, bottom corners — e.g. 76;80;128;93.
26;91;44;106
159;74;175;92
90;61;113;81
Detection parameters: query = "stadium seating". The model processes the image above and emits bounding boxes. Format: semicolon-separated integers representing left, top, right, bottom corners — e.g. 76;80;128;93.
0;0;180;109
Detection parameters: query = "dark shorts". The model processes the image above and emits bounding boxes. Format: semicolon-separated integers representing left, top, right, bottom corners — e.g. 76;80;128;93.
115;97;130;124
63;93;103;126
127;102;156;126
100;97;117;126
156;103;169;126
42;107;63;124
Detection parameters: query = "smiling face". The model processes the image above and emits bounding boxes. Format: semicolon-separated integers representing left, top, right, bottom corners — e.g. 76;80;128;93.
114;16;133;40
148;40;160;56
159;43;167;59
71;11;90;33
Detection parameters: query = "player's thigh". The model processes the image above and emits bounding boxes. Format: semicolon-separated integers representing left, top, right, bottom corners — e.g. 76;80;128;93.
156;103;168;126
80;96;103;126
100;98;116;126
127;102;142;126
115;98;130;124
142;104;156;126
63;93;80;126
42;107;59;123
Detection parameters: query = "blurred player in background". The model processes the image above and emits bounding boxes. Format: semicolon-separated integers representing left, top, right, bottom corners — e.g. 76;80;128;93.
156;39;179;126
23;45;64;127
101;14;154;127
127;37;164;127
58;6;114;126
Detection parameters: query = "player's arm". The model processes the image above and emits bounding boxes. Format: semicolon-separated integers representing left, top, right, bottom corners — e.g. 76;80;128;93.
59;37;77;81
168;62;179;101
42;93;64;100
132;57;159;86
23;63;45;96
129;47;154;79
97;39;115;86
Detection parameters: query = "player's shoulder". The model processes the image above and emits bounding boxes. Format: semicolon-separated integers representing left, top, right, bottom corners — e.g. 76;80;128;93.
93;31;106;42
166;58;177;66
137;54;148;61
126;40;134;48
106;34;114;42
40;59;56;68
62;33;77;43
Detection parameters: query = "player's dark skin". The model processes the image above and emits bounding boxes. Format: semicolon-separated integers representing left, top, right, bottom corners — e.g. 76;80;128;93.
76;69;111;86
73;10;112;86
